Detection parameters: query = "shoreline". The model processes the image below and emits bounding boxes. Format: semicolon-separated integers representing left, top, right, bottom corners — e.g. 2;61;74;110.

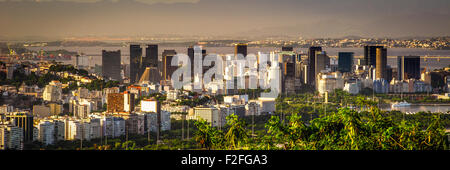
410;103;450;106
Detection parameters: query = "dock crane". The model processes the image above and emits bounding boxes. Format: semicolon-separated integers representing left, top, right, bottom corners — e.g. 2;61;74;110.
7;44;16;56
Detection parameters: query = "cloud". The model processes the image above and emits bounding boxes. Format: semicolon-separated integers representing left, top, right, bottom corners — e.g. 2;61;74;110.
0;0;103;2
0;0;448;38
0;0;202;4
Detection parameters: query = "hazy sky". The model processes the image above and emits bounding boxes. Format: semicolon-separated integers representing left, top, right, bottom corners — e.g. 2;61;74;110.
0;0;449;39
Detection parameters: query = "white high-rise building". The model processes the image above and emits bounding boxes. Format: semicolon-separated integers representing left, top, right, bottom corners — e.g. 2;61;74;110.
141;99;159;113
88;118;101;140
137;111;171;132
264;53;282;97
66;120;82;140
73;54;89;70
65;118;103;141
0;123;23;150
100;116;125;138
193;107;221;127
161;111;171;131
344;82;360;95
0;105;14;114
245;101;261;116
43;81;62;102
37;121;55;145
53;120;65;141
316;72;344;95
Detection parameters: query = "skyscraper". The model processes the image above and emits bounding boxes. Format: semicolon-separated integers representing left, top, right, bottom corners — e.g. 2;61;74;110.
188;46;207;80
6;113;33;143
0;123;23;150
338;52;354;73
282;55;296;78
162;50;177;81
282;46;293;52
386;65;393;83
123;91;135;113
145;44;158;67
232;44;246;94
73;54;89;70
107;93;124;113
102;50;122;82
144;44;159;83
43;80;62;102
235;43;247;58
375;47;387;80
130;45;143;84
307;46;322;86
106;92;134;113
397;56;420;80
188;46;195;82
315;51;330;79
281;52;296;94
364;46;384;66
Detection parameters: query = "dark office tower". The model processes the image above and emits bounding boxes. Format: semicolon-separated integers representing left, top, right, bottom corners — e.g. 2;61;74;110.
143;44;159;83
201;49;209;76
102;50;122;82
364;46;384;66
338;52;354;73
129;45;143;84
162;50;177;81
235;43;247;57
315;51;330;76
188;46;194;61
145;45;158;67
283;55;296;77
282;54;296;93
397;56;420;80
307;46;322;85
187;47;206;63
187;46;207;80
188;47;194;80
375;47;387;80
6;113;33;142
282;46;293;52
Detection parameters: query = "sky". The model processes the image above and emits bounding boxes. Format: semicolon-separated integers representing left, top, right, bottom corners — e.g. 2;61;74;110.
0;0;449;39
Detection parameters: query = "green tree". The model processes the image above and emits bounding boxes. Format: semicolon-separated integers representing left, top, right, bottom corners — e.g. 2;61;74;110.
224;114;248;149
193;119;223;149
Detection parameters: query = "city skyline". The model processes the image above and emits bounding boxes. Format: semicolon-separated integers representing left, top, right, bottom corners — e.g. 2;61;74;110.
0;0;449;40
1;0;450;155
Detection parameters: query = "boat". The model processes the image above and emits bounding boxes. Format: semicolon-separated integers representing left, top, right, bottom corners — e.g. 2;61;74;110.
391;101;411;108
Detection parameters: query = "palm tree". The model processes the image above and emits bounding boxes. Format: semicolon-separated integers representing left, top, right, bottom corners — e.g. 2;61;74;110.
225;114;248;149
194;119;215;149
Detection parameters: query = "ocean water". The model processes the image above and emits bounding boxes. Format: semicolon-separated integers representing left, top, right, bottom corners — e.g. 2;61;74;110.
381;104;450;114
26;46;450;70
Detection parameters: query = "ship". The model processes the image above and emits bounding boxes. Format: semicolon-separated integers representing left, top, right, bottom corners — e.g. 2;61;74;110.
391;101;411;108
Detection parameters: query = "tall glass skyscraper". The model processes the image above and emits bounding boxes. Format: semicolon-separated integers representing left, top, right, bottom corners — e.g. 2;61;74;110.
375;47;387;80
338;52;354;73
102;50;122;82
364;46;384;66
397;56;420;80
307;46;322;85
146;44;158;67
162;50;177;81
143;44;159;83
188;46;207;80
235;43;247;58
130;45;143;84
